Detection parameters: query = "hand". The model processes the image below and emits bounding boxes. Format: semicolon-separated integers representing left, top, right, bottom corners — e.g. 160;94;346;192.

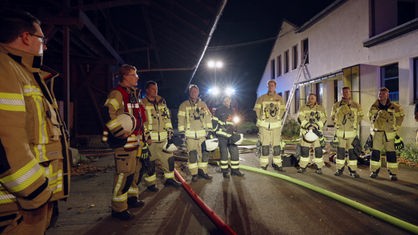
140;144;150;159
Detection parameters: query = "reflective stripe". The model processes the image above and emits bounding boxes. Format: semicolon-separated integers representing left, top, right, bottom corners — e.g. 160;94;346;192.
0;159;44;193
185;130;206;138
257;120;281;129
145;174;156;183
24;85;49;144
128;186;138;195
0;92;25;112
150;131;168;141
178;125;185;132
254;103;261;109
387;162;398;168
34;144;47;162
165;171;174;179
0;188;16;204
178;110;185;116
370;160;381;167
260;157;269;165
336;159;346;165
112;173;126;202
347;160;357;167
188;162;198;170
105;98;120;111
198;162;208;168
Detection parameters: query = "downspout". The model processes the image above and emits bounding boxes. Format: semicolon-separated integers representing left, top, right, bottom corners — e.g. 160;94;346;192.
184;0;228;93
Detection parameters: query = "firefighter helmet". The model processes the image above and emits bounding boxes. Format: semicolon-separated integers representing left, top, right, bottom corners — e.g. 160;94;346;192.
303;129;319;143
106;113;136;137
202;138;219;151
163;142;178;153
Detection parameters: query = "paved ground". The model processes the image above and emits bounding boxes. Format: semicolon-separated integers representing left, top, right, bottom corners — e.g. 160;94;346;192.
46;146;418;235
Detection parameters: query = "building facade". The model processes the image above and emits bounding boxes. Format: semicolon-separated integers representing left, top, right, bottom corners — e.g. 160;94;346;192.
257;0;418;143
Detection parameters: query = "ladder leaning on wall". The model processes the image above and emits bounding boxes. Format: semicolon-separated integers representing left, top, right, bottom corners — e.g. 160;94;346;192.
280;52;310;134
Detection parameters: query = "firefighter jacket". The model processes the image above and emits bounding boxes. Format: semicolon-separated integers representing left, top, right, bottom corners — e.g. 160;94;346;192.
369;99;404;140
297;103;327;136
178;98;212;139
213;105;236;138
141;95;173;142
0;44;70;217
331;99;363;138
253;92;285;130
104;85;146;147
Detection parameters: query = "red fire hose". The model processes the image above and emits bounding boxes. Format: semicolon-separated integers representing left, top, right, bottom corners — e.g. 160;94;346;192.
174;169;237;235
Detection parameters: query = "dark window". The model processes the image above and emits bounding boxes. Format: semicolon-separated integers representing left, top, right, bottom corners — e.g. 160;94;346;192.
398;0;416;25
301;38;309;64
316;83;323;104
381;63;399;101
270;59;275;79
414;57;418;101
277;55;282;76
285;90;290;103
284;50;289;73
292;45;298;70
294;88;300;113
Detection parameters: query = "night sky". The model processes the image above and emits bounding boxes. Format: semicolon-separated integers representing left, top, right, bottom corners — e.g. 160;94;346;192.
193;0;335;118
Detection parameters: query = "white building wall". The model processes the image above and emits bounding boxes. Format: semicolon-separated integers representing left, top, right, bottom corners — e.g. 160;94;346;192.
257;0;418;143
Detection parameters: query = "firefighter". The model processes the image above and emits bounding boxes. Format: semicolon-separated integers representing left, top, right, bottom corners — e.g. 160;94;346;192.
297;93;327;174
213;96;245;178
178;84;214;182
141;81;181;190
253;79;286;171
104;64;146;220
369;87;405;181
331;87;363;178
0;10;70;233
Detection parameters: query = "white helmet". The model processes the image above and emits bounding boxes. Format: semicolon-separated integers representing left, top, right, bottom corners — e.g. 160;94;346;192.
163;142;178;153
303;129;319;143
235;133;244;145
202;138;219;151
106;113;136;137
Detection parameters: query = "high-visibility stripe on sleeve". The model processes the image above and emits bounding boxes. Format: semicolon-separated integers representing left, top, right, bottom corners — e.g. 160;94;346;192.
0;159;44;193
0;92;25;112
105;98;120;110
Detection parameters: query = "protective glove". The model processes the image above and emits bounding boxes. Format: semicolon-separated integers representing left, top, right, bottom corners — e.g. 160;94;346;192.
331;135;339;148
394;135;404;151
140;144;151;159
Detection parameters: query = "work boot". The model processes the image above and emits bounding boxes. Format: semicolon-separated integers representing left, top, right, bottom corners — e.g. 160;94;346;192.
231;169;244;177
334;169;343;176
111;210;134;221
349;170;360;178
389;174;398;181
272;164;285;172
297;167;306;173
128;197;145;208
315;168;322;175
147;185;159;192
165;178;181;187
198;169;213;180
370;168;380;179
191;175;199;182
223;172;230;179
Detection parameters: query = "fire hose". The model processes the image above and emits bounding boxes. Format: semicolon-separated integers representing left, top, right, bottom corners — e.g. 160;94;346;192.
239;165;418;234
174;169;237;235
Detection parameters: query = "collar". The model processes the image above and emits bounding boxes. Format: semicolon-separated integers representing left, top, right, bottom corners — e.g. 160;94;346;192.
0;44;43;73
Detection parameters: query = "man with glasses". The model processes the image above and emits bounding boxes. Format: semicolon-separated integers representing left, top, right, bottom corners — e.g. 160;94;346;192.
0;10;70;233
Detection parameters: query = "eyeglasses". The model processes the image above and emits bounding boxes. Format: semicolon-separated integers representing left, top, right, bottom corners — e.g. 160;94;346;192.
29;33;47;45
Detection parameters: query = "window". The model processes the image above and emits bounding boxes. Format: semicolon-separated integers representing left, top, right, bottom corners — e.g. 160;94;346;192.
294;88;300;113
301;38;309;64
414;57;418;101
315;83;323;105
270;59;275;79
381;63;399;101
277;55;282;76
285;90;290;103
292;45;298;70
398;0;416;25
284;50;289;73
